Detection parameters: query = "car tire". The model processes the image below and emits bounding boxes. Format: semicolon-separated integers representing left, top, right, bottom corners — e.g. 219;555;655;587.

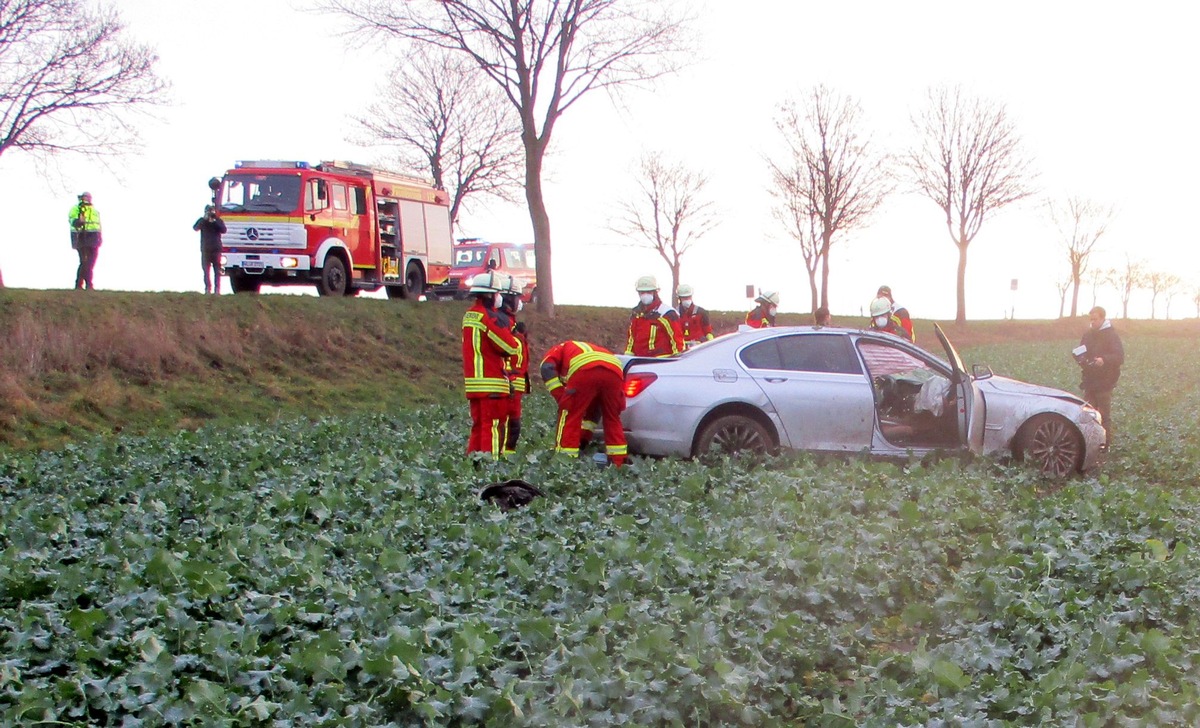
1015;413;1083;479
694;414;774;459
317;256;349;297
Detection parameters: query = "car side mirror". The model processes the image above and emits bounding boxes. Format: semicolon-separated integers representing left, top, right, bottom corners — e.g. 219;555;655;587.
972;363;994;380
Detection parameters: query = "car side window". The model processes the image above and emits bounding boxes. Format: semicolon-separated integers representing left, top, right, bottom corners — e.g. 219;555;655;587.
504;248;524;269
777;334;862;375
739;340;782;370
857;341;930;378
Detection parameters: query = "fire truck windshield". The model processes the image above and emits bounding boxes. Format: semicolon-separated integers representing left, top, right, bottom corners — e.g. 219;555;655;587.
452;246;489;268
221;174;302;213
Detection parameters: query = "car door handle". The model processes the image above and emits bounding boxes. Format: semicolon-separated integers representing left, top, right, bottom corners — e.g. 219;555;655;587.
764;377;788;383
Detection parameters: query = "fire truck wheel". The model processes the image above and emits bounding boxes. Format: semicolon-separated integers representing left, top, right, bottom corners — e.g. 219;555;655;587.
399;262;425;300
230;275;260;294
318;256;349;297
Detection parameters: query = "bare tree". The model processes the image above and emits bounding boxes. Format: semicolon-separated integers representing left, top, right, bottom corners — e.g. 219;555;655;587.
0;0;165;163
351;45;523;231
1047;196;1113;318
610;152;716;301
905;86;1035;324
1146;270;1181;320
1055;273;1072;319
1162;275;1184;320
1193;288;1200;319
769;163;822;313
326;0;692;315
1113;256;1146;319
1086;266;1112;311
770;85;893;310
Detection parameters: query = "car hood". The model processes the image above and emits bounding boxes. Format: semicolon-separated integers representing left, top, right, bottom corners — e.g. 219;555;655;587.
978;375;1085;405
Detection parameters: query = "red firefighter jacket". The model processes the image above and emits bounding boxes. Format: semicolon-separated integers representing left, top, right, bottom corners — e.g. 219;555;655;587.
505;319;531;394
625;297;684;357
462;301;520;398
745;305;775;328
540;341;624;402
679;303;714;344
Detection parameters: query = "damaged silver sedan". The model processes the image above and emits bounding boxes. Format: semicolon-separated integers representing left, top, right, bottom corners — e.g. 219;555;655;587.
620;324;1105;478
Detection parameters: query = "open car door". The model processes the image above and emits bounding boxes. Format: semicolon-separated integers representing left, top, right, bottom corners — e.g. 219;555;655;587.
933;323;985;452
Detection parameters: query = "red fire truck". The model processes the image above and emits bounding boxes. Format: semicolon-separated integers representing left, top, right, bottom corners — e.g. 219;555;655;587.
217;160;453;297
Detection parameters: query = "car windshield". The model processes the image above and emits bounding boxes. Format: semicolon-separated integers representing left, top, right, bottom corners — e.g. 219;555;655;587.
221;174;302;213
452;246;489;269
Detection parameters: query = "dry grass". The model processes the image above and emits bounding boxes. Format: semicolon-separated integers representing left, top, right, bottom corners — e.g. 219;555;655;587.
0;287;1196;451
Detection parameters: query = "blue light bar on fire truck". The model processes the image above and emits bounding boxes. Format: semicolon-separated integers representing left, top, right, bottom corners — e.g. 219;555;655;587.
234;160;310;169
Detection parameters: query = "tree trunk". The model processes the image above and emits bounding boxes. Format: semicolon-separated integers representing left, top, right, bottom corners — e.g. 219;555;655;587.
819;234;832;310
1069;273;1081;318
808;268;819;314
525;140;554;316
1058;291;1066;319
955;240;968;325
670;261;680;308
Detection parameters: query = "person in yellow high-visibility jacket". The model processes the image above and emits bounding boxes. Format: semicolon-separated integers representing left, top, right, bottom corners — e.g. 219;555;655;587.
67;192;103;290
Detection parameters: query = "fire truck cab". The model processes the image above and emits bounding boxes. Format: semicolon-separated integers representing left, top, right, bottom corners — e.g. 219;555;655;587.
432;238;538;303
218;160;452;297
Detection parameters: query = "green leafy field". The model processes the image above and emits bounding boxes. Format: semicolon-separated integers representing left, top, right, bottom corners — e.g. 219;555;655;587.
2;337;1199;725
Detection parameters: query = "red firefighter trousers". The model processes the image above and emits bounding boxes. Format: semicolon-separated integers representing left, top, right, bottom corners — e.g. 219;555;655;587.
554;367;627;466
468;396;509;458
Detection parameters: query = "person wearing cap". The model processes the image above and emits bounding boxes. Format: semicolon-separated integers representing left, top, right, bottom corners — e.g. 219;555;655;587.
462;271;521;458
193;205;228;294
626;275;684;357
868;296;909;339
746;290;780;328
876;285;914;342
676;283;714;346
67;192;103;290
540;340;628;467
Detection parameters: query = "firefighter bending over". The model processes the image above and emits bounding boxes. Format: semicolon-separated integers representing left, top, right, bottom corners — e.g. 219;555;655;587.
461;272;520;458
500;277;531;453
626;275;684;357
746;290;779;328
677;283;714;346
540;340;628;467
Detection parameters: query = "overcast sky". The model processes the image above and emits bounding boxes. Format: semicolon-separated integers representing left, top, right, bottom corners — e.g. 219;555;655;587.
1;0;1196;320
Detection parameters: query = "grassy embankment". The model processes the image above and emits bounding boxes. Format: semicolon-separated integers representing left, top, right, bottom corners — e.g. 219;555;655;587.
1;287;1196;450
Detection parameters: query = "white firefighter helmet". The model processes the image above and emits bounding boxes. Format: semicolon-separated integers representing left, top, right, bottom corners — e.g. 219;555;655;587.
504;276;525;295
635;275;659;292
756;290;780;306
676;283;694;298
468;271;510;294
869;296;893;317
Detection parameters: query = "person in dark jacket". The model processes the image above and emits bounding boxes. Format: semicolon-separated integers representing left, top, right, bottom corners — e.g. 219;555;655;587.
193;206;228;294
1077;306;1124;445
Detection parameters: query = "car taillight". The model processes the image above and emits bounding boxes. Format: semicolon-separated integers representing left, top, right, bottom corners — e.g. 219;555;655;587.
624;372;657;398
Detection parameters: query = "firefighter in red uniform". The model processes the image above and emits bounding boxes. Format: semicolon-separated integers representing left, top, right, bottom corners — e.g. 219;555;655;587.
500;277;530;453
676;283;714;347
876;285;914;342
540;340;628;467
462;272;521;458
746;290;780;328
868;296;910;340
625;275;684;357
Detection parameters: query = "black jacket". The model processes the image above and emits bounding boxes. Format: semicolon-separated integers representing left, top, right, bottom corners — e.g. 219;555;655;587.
1079;323;1123;391
193;216;227;251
